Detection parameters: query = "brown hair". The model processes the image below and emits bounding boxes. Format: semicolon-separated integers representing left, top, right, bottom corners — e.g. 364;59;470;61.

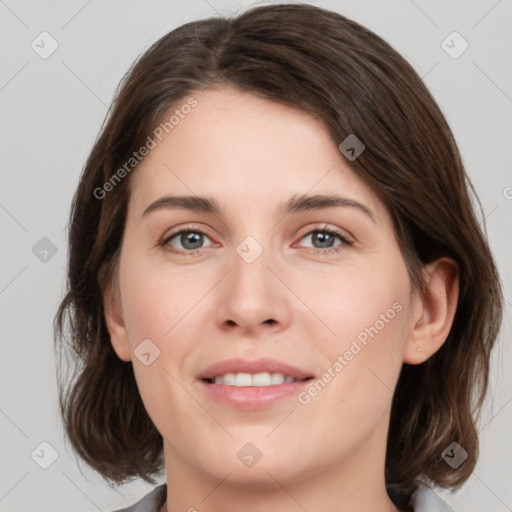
54;3;503;508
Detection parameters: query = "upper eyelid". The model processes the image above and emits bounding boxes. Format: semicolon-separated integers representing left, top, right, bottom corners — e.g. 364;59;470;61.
164;223;214;237
298;224;352;238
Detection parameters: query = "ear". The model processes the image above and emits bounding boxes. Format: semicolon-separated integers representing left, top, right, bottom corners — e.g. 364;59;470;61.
403;257;459;364
103;276;132;362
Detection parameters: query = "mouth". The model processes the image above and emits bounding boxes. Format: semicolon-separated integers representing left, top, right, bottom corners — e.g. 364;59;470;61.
197;358;314;410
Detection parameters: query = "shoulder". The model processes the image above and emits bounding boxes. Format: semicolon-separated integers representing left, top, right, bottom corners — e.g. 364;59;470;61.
410;484;456;512
111;484;167;512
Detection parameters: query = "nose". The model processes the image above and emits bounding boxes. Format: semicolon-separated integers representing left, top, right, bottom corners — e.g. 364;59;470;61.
214;244;292;336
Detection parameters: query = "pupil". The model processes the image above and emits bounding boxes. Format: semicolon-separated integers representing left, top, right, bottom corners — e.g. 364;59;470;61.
182;232;203;250
314;232;334;248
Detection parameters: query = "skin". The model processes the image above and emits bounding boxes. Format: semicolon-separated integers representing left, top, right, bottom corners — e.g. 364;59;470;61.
104;86;459;512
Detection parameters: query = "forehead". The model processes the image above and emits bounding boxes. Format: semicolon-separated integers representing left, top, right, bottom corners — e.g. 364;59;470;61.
128;86;386;222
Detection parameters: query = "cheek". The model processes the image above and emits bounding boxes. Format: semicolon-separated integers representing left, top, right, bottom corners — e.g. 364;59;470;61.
117;261;202;432
325;265;410;389
297;258;410;349
295;282;410;447
299;252;412;412
119;255;205;346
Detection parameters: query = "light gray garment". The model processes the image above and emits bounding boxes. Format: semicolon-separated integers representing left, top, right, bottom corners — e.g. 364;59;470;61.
113;484;166;512
113;483;456;511
411;485;456;512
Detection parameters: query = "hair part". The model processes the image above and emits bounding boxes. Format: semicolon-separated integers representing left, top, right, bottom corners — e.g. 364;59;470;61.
54;3;503;507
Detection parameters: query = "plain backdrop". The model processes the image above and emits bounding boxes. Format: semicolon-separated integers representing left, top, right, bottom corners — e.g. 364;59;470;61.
1;0;511;511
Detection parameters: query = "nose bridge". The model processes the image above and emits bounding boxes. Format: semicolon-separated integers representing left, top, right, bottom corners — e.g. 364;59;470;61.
214;235;290;331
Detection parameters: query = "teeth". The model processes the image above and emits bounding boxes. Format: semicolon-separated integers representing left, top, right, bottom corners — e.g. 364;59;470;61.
211;372;299;386
236;372;252;386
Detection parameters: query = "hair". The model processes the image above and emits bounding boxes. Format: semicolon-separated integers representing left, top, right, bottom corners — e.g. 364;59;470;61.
54;3;503;509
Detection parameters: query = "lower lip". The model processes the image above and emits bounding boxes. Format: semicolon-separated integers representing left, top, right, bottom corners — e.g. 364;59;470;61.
199;380;312;410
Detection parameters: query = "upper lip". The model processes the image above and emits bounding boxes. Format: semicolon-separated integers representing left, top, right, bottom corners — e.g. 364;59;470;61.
197;357;314;381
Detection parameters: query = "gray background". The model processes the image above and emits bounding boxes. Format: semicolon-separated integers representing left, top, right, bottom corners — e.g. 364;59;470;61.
1;0;511;510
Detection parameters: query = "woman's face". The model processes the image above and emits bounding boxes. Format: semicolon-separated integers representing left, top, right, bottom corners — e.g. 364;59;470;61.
107;86;421;488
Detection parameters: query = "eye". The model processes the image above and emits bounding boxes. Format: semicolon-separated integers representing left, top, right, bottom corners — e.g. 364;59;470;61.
161;228;215;254
160;225;353;256
298;226;353;254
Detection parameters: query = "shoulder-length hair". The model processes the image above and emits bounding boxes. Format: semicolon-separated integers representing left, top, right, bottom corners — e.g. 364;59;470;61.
54;3;503;508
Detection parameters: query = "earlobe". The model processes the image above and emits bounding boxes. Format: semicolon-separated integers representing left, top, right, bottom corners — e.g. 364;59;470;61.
103;279;132;362
403;258;459;365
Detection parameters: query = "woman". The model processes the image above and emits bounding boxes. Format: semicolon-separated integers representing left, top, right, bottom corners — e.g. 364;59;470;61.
54;4;503;511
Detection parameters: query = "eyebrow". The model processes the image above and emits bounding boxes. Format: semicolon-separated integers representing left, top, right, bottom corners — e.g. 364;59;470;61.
141;193;375;223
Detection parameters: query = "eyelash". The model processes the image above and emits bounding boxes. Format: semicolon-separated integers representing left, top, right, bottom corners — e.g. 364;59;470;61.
160;224;353;256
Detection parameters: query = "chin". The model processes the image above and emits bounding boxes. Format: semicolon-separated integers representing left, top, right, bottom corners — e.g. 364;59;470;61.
198;442;314;487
